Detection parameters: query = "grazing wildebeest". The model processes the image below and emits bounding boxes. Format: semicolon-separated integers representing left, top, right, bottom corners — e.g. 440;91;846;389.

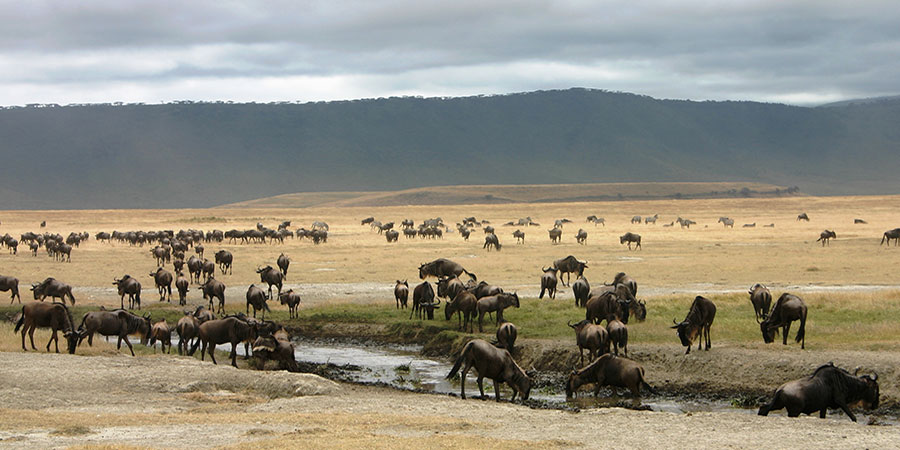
14;301;79;354
418;258;476;282
606;318;628;356
0;275;20;304
176;313;200;355
410;281;440;320
483;233;501;251
76;309;151;356
245;284;270;319
565;354;657;398
854;218;867;224
175;272;189;306
572;275;591;307
194;304;216;323
552;255;587;287
495;322;517;354
539;266;559;299
394;280;409;309
149;267;173;302
148;319;171;353
609;272;638;299
548;228;562;244
476;292;519;332
446;339;532;402
31;277;75;305
113;275;142;309
575;229;587;245
279;289;302;319
631;215;641;224
186;255;202;283
214;250;233;274
758;363;878;422
760;293;807;349
569;319;609;365
483;225;495;235
881;228;900;246
797;213;809;221
445;290;478;332
619;232;641;250
195;316;255;367
436;275;466;302
748;283;772;321
468;281;503;300
252;327;298;371
816;229;836;246
672;296;716;354
256;265;284;299
512;229;525;244
718;217;735;228
198;276;227;315
644;214;658;225
385;229;399;242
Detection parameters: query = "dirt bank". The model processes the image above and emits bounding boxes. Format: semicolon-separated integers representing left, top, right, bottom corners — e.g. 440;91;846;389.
0;351;894;449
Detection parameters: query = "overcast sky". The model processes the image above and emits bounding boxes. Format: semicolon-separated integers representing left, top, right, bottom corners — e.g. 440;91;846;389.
1;0;898;106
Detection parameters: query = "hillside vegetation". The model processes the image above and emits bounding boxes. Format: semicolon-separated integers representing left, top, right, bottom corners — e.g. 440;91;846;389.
1;89;899;209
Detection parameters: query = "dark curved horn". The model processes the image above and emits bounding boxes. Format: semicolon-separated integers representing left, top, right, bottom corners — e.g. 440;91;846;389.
567;320;575;328
673;318;678;325
853;366;861;376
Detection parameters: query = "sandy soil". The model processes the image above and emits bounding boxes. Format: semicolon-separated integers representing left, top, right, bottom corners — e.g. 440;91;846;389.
0;351;894;449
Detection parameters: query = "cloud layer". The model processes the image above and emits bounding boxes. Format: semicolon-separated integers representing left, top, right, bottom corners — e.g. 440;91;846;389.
2;0;898;105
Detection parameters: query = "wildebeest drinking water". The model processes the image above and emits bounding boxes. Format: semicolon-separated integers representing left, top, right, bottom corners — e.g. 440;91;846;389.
672;296;716;354
0;274;21;304
758;362;878;422
446;339;532;402
565;354;657;398
14;301;79;354
759;293;807;349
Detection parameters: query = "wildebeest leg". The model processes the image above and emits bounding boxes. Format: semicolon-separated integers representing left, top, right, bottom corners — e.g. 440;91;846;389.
478;312;485;332
28;326;38;350
836;400;857;422
459;363;470;400
493;379;502;402
230;342;238;367
819;408;827;419
477;376;485;399
47;329;58;352
496;310;503;326
200;341;207;361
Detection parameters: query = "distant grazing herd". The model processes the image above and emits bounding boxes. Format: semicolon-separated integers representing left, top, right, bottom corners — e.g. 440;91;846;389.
1;211;892;421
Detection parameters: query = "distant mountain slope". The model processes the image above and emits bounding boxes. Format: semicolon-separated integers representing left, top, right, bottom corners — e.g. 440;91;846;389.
1;89;898;209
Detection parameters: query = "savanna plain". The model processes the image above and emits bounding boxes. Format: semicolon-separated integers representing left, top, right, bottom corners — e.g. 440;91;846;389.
2;193;900;448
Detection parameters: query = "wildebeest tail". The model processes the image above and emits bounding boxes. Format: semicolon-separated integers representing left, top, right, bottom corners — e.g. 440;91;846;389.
446;341;473;380
539;284;546;299
463;270;477;282
796;317;806;344
67;288;76;305
640;368;659;395
13;307;25;333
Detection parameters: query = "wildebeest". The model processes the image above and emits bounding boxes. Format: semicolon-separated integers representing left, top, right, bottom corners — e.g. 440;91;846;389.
256;265;284;299
198;276;227;314
76;309;151;356
565;354;657;398
575;229;587;245
512;229;525;244
252;327;298;371
631;215;641;224
361;217;375;225
149;267;173;302
176;313;200;355
195;316;255;367
418;258;476;282
816;229;836;246
797;213;809;221
445;290;478;332
14;301;79;354
215;250;233;274
410;281;440;320
186;255;202;283
569;319;608;365
748;283;772;321
585;293;630;324
619;232;641;250
446;339;532;402
148;319;171;353
194;244;204;259
552;255;587;287
476;292;519;332
539;266;559;299
246;284;270;319
113;275;142;309
880;228;900;246
759;293;807;349
548;228;562;244
194;304;216;323
437;275;466;302
495;322;517;354
609;272;638;298
31;277;76;305
173;258;185;274
201;258;215;281
743;223;756;228
572;275;591;307
385;229;399;242
483;233;501;251
458;228;470;241
718;217;735;228
150;245;170;266
606;318;628;356
278;289;302;319
175;272;189;306
483;225;495;234
672;296;716;354
394;280;409;309
0;275;20;304
758;362;878;422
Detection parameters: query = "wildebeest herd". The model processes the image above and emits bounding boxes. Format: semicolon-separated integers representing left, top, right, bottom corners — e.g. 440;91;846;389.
2;212;893;423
